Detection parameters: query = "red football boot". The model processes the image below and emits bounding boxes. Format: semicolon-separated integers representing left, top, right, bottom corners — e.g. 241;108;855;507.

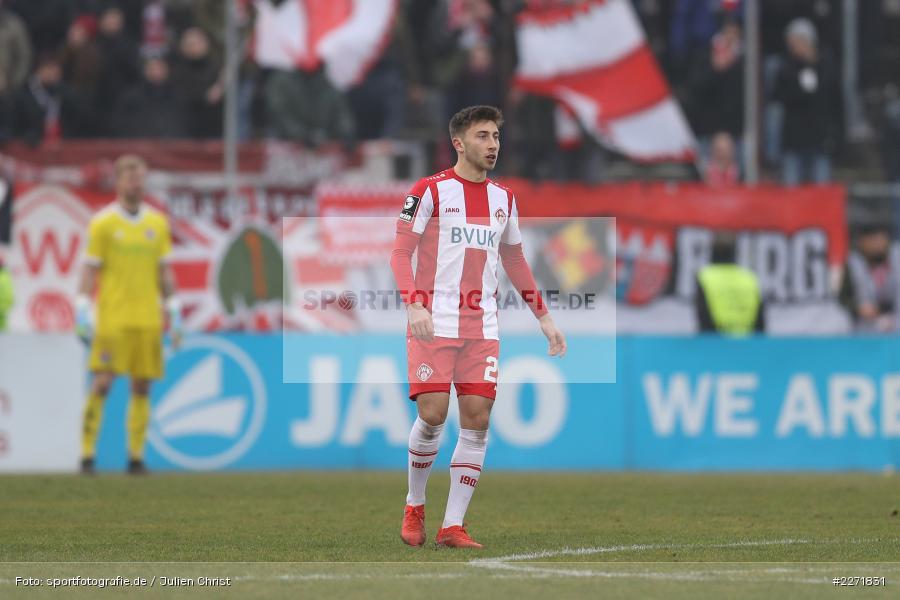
401;504;426;546
435;525;483;549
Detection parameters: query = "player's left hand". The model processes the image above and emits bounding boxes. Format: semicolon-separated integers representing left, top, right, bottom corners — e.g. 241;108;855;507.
539;314;566;357
74;295;93;346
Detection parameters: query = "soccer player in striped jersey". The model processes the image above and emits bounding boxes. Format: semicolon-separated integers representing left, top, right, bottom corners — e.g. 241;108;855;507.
391;105;566;548
76;155;182;475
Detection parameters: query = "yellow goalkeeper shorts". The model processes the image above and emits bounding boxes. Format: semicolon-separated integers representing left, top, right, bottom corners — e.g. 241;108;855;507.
89;328;164;380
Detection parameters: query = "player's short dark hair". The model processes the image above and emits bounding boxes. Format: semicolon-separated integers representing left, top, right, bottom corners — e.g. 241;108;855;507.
449;105;504;138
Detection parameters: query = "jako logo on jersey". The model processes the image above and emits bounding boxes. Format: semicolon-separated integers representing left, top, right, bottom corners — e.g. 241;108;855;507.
417;363;434;381
450;227;497;248
444;207;460;213
148;336;267;470
495;208;507;224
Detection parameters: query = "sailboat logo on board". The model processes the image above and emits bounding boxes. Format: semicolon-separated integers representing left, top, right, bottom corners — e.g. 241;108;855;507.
148;336;267;470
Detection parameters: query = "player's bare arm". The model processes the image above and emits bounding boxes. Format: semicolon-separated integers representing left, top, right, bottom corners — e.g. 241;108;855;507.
498;237;563;357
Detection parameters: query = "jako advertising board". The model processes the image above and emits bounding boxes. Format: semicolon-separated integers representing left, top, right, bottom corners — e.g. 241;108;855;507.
72;334;900;473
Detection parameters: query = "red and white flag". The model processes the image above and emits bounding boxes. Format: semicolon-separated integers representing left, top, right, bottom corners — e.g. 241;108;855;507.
253;0;397;90
515;0;696;162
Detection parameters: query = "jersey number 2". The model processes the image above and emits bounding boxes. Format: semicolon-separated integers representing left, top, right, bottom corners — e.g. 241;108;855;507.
483;356;498;383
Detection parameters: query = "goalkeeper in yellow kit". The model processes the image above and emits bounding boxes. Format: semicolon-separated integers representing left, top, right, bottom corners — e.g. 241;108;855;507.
76;155;182;474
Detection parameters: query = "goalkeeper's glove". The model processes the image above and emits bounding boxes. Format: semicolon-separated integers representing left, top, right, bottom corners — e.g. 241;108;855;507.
167;297;183;350
74;295;93;346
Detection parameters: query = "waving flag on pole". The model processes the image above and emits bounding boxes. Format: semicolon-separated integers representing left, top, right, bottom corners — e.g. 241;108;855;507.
253;0;397;90
515;0;696;162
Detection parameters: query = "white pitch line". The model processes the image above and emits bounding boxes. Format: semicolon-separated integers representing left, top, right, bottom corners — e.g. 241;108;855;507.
477;562;828;585
469;538;892;586
481;561;708;581
231;572;462;583
470;538;812;564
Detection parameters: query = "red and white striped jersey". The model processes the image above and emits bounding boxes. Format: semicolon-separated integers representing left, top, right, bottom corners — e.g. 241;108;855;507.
391;168;546;340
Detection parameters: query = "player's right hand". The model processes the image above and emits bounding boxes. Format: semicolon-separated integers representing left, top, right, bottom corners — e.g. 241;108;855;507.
407;302;434;341
74;295;93;346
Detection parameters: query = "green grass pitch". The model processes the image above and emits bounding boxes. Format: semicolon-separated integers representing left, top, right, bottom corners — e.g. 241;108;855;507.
1;472;898;599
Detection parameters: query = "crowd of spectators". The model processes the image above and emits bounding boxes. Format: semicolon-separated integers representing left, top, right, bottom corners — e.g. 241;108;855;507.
668;0;845;186
0;0;225;143
0;0;898;185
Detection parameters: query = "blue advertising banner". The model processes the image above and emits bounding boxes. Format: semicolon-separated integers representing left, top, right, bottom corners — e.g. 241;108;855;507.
94;335;900;472
621;337;900;471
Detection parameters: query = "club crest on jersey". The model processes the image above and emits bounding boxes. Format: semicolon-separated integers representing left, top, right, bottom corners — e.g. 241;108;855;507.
145;228;156;240
495;208;507;224
400;195;420;222
416;363;434;382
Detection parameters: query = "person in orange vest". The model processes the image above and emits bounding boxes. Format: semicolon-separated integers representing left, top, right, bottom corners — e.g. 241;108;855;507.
695;232;765;335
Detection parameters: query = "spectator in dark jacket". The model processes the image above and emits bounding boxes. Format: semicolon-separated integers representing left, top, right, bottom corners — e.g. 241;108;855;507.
773;18;839;186
113;57;185;138
511;92;559;182
431;0;501;109
169;27;222;138
445;42;503;117
264;67;354;147
60;15;101;137
345;10;422;141
95;6;141;131
688;19;744;169
670;0;741;83
12;54;91;144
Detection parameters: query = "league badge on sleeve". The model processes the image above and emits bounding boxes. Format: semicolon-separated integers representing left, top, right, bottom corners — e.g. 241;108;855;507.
400;195;420;223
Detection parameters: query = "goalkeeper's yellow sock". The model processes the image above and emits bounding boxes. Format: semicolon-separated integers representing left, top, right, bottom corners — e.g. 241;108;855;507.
127;394;151;461
81;392;105;459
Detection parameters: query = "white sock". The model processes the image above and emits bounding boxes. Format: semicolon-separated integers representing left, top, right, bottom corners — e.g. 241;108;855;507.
406;417;444;506
442;428;488;528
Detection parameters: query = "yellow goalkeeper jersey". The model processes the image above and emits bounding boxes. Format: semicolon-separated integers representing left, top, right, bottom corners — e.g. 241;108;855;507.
84;202;172;332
